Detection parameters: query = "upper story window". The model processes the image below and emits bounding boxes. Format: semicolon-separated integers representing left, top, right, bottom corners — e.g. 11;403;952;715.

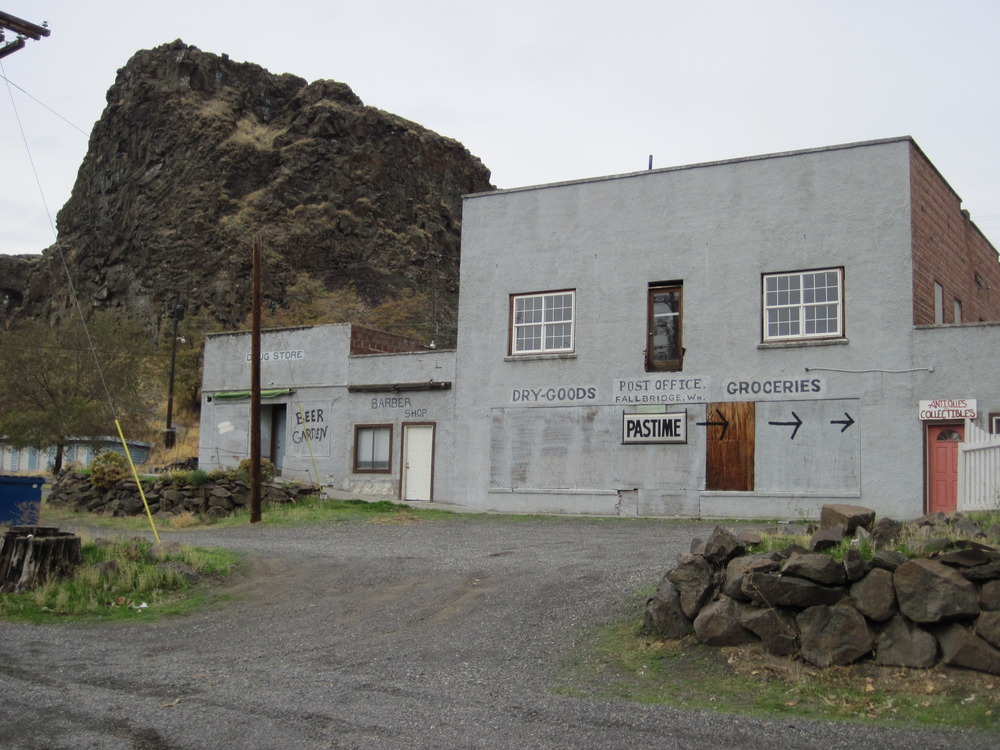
646;283;682;371
763;268;844;342
510;290;575;355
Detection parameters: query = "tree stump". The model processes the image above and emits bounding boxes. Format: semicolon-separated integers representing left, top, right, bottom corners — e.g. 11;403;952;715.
0;526;83;593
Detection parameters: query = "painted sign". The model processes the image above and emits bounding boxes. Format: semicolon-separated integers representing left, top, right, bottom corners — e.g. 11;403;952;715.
244;349;305;362
370;396;429;420
622;411;687;444
724;378;824;397
287;401;332;457
919;399;977;420
510;386;598;404
614;377;708;404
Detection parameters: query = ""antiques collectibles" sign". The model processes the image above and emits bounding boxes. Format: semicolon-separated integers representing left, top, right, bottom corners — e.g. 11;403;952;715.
622;411;687;444
918;399;977;420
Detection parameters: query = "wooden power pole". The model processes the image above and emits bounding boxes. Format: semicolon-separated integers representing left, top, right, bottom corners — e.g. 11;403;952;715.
249;236;263;523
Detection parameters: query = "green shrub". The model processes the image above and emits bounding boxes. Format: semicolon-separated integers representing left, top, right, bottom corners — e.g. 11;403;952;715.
237;458;275;482
89;451;130;489
186;468;209;487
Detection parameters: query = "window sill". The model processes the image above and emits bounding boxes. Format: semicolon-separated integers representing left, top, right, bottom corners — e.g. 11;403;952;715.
504;353;577;362
757;337;848;350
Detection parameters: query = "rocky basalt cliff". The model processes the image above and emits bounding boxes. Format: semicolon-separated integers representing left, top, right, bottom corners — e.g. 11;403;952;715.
2;40;494;342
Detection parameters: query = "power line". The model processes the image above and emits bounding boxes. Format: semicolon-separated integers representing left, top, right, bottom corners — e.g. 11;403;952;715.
0;71;88;135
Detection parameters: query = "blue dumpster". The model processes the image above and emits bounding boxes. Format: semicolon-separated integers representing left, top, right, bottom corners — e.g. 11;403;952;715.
0;476;44;524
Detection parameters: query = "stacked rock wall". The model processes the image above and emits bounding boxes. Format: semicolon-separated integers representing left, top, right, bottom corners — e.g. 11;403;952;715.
644;505;1000;675
46;471;318;519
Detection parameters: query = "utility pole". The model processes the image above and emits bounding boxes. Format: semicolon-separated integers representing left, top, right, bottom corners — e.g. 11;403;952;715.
164;303;185;449
0;11;50;60
249;236;263;523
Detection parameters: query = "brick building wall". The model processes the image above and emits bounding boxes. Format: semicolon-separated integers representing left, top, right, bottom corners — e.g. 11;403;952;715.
349;325;428;355
910;142;1000;325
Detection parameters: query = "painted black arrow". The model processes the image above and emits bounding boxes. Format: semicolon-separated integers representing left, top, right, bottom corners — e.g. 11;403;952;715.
769;411;802;440
831;413;855;432
696;409;729;440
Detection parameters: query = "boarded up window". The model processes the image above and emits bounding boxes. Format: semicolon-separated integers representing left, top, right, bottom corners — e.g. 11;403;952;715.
705;401;755;491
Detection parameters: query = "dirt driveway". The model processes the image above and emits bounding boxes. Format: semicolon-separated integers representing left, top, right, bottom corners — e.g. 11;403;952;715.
0;515;994;749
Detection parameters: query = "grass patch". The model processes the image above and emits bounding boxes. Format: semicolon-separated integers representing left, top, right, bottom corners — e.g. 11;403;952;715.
0;535;241;624
203;496;461;528
559;604;1000;731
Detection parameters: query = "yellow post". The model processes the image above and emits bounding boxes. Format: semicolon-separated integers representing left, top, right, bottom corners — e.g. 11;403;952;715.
115;419;160;544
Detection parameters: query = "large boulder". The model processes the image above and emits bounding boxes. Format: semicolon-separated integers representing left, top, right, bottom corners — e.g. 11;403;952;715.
702;526;745;566
850;568;898;622
874;615;938;668
977;611;1000;649
934;622;1000;675
742;571;846;609
819;504;875;534
693;596;757;647
894;559;980;623
644;581;692;639
740;606;799;656
869;517;904;549
782;551;846;586
981;580;1000;611
722;553;779;601
667;554;714;619
797;604;873;668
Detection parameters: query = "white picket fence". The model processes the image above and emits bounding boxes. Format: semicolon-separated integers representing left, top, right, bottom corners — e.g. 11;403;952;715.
958;421;1000;511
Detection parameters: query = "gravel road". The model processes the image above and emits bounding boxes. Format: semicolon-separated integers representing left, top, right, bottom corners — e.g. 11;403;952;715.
0;515;995;749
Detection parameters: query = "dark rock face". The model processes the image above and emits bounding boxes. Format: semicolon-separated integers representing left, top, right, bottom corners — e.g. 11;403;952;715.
6;40;494;341
0;254;39;326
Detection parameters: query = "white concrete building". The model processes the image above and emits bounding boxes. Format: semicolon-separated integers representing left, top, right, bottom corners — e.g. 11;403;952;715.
200;137;1000;519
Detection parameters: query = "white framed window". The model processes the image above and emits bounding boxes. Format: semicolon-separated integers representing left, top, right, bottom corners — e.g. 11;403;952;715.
510;290;575;355
763;268;844;342
354;424;392;472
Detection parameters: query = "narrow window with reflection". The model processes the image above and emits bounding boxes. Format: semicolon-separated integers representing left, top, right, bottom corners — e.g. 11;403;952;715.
647;283;683;371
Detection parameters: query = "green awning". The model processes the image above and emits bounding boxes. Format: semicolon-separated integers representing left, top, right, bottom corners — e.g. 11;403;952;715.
213;388;294;400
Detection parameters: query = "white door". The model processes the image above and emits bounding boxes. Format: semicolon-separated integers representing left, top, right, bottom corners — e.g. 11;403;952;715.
402;424;434;501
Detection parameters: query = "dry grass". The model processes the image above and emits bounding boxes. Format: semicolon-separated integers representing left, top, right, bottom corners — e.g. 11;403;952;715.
223;117;283;150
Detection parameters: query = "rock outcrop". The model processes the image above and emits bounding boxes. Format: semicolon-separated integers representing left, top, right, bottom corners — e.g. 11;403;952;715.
4;40;494;343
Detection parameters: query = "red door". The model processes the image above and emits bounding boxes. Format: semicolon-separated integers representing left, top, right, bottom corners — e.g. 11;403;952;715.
927;423;964;514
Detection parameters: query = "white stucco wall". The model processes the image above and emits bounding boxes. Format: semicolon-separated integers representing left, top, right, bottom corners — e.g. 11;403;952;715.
452;138;997;518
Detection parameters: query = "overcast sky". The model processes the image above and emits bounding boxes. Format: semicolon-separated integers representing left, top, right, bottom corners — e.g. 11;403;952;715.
2;0;999;256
